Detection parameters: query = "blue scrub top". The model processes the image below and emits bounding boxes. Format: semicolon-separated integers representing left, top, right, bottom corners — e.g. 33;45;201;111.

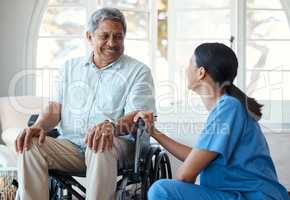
195;94;289;200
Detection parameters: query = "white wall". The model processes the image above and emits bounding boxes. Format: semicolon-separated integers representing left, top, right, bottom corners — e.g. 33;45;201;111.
0;0;37;97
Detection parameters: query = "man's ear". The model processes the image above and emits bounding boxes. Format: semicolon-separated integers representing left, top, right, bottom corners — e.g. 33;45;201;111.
199;67;206;80
86;31;93;43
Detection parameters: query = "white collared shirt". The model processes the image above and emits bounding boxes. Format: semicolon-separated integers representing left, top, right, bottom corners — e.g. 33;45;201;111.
52;53;156;148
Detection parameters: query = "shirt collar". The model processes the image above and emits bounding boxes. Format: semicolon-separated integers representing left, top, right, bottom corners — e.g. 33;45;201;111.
82;51;123;70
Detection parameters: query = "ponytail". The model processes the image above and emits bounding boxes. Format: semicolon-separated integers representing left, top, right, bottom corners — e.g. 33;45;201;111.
226;84;263;121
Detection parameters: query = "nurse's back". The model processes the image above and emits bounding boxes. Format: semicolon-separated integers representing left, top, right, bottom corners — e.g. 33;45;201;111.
197;94;289;200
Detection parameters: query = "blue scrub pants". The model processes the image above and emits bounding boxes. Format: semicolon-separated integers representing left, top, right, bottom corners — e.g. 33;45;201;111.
148;179;273;200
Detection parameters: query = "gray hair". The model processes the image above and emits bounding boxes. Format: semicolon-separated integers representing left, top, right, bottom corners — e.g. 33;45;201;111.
87;7;127;34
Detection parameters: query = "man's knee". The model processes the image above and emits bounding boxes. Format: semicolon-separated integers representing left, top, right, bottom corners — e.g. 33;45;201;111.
148;179;172;199
18;137;48;159
17;138;47;173
29;137;49;152
85;148;117;165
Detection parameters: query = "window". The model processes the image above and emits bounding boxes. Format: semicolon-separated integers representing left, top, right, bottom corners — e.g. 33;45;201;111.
36;0;87;96
161;0;233;119
35;0;290;130
245;0;290;130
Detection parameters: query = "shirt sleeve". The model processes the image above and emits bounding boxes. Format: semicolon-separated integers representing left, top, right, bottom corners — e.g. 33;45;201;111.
50;63;66;104
194;97;245;161
124;67;156;115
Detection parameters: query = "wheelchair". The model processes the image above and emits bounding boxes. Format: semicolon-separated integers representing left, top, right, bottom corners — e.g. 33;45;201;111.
27;115;172;200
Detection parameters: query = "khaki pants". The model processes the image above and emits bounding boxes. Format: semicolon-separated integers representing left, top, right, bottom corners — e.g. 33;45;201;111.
16;136;134;200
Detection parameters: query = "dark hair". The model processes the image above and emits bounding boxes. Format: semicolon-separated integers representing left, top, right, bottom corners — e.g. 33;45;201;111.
194;42;263;121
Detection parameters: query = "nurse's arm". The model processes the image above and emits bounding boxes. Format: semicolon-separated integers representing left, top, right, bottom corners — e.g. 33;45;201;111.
152;129;192;162
176;149;218;183
135;111;192;161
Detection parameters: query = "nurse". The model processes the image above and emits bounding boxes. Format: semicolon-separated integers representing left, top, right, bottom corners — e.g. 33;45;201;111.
134;43;289;200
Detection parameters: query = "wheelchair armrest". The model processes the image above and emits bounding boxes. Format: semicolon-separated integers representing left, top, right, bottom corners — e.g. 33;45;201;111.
47;129;60;138
27;114;39;127
27;114;60;138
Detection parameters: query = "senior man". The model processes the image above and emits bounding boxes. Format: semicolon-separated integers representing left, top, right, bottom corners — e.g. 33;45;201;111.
15;7;155;200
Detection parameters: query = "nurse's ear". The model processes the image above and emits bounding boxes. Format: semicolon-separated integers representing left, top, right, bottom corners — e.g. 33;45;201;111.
197;66;207;81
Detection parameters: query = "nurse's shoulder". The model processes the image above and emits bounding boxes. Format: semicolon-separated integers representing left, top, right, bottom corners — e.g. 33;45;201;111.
216;94;244;112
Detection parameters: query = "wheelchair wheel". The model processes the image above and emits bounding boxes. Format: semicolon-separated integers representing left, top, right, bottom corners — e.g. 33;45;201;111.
153;150;172;181
48;172;85;200
140;146;161;200
49;177;66;200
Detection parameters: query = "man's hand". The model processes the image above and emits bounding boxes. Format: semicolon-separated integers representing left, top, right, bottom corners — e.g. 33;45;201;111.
133;111;155;136
84;120;116;152
15;127;46;153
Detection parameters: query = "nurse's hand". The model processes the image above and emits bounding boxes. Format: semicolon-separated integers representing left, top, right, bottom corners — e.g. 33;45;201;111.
133;111;156;136
84;120;116;152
